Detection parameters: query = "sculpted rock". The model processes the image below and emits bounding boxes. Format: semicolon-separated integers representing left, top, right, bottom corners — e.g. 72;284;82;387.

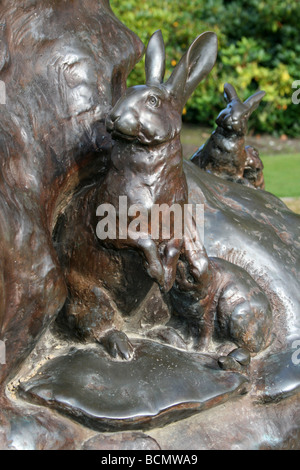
184;160;300;350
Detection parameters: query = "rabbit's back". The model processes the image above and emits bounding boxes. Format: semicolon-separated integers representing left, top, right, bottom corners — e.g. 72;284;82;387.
193;129;246;177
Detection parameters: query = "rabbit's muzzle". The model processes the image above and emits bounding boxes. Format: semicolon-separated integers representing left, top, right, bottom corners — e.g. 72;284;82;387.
105;110;139;142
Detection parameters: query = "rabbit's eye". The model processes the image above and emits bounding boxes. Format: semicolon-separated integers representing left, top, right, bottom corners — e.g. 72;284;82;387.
147;95;160;108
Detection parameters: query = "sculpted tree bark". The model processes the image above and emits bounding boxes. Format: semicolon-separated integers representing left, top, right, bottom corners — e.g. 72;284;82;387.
0;0;143;386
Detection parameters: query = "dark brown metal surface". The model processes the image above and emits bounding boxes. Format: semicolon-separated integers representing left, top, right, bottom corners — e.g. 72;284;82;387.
0;0;299;450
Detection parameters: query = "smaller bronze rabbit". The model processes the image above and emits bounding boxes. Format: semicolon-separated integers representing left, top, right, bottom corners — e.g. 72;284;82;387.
170;249;273;366
191;83;265;187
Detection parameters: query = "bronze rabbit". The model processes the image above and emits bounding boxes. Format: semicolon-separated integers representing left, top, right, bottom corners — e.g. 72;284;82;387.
192;83;265;188
98;30;218;293
58;30;218;359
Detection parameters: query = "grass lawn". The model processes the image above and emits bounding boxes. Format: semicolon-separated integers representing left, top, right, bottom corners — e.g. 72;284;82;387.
262;153;300;198
282;198;300;214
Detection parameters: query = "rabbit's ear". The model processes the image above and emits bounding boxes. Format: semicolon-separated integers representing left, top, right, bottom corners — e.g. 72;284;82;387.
165;32;218;109
145;30;166;86
224;83;239;103
244;90;266;114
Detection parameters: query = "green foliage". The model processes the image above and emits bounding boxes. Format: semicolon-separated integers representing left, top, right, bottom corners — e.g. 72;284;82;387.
262;153;300;197
111;0;300;136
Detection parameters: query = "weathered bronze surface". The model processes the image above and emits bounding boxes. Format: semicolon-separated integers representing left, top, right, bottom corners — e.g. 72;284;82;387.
0;0;299;450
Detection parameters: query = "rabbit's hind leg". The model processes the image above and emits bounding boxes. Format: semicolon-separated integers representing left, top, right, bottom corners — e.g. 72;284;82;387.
216;287;272;371
212;258;273;370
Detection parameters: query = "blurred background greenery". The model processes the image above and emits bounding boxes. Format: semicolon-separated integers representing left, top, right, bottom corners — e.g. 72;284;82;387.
111;0;300;211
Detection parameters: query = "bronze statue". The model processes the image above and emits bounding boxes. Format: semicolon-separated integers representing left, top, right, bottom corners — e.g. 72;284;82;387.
171;255;273;359
191;83;266;188
0;0;299;450
102;30;217;293
244;145;265;189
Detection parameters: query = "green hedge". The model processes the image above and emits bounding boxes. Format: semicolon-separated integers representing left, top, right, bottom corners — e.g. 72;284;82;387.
111;0;300;137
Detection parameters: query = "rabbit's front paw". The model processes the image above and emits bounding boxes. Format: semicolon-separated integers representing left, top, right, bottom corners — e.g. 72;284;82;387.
100;330;134;361
218;347;251;372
